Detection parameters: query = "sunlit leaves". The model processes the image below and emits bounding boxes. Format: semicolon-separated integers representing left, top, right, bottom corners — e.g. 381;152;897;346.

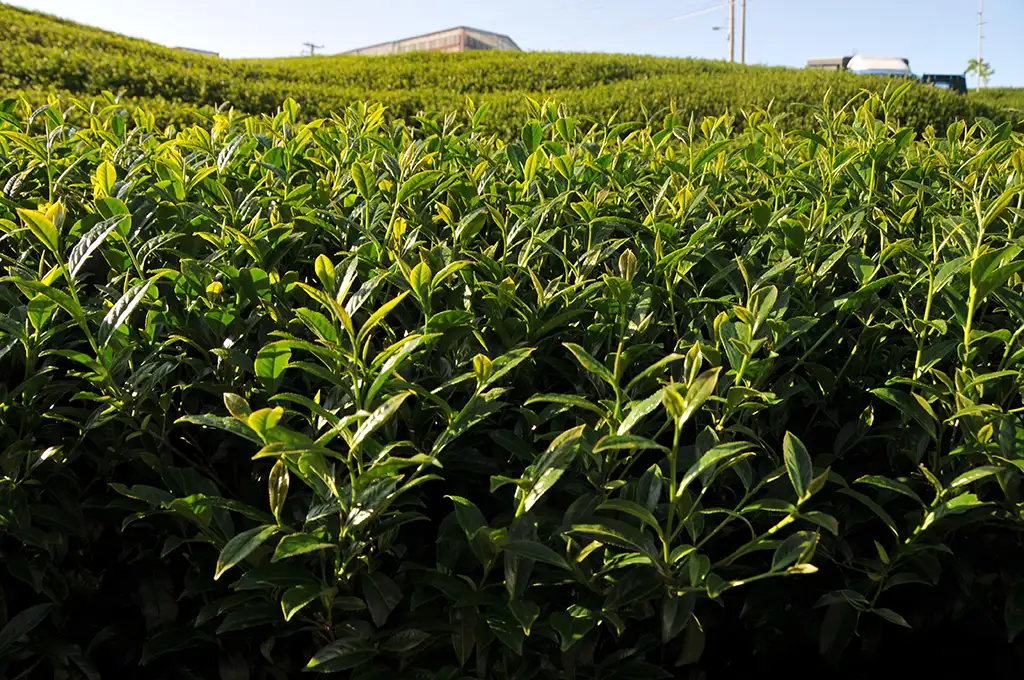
268;460;289;523
1;67;1023;680
783;432;814;501
255;342;292;389
98;276;162;347
215;526;277;580
16;208;59;254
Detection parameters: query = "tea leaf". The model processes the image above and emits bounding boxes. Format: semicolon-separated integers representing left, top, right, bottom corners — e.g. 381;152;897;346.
677;442;752;498
396;169;443;204
517;425;584;516
783;431;813;501
407;261;432;304
268;460;289;522
176;415;264;445
255;341;292;384
352;392;410;449
93;160;116;198
593;434;667;453
350;162;374;200
16;208;59;254
99;276;161;347
872;607;911;628
502;539;570;570
563;342;615;389
855;475;923;505
272;532;335;562
361;572;402;628
68;217;119;279
771;531;818;571
0;603;53;655
281;584;322;622
215;525;277;580
305;638;378;672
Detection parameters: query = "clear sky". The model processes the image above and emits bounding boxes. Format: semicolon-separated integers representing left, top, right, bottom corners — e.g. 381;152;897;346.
6;0;1022;88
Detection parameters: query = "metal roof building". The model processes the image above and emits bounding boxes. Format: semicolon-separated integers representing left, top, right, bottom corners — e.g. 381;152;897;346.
344;27;520;56
174;46;219;58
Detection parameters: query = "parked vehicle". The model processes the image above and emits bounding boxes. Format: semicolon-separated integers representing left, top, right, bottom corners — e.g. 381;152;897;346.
806;55;967;94
920;74;968;95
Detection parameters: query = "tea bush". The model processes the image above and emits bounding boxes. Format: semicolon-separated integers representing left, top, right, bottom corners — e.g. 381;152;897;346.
975;87;1024;115
1;3;1021;138
2;85;1024;679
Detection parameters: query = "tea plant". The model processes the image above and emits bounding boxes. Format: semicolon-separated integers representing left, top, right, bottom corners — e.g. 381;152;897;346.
1;85;1023;679
1;3;1020;139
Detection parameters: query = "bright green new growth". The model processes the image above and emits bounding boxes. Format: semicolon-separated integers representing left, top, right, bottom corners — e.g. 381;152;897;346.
1;84;1024;678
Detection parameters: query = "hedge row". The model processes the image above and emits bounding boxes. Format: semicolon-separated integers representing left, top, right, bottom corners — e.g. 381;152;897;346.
2;87;1024;679
0;3;1020;138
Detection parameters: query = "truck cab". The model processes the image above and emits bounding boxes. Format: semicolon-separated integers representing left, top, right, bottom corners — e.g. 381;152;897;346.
920;74;968;95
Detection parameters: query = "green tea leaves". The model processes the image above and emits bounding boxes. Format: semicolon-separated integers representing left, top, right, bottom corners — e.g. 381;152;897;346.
268;460;289;522
502;539;570;570
361;572;402;628
255;341;292;389
68;217;120;279
396;169;443;204
352;392;410;450
663;368;721;428
93;160;117;198
16;208;59;254
1;55;1022;680
350;161;375;200
563;343;616;389
783;432;814;501
771;531;819;571
281;584;322;622
406;261;432;305
248;407;284;441
516;425;584;516
272;532;335;562
0;603;53;656
215;525;278;580
98;275;162;347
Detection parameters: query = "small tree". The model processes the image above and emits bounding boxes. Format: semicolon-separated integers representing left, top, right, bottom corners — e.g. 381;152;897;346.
966;58;994;88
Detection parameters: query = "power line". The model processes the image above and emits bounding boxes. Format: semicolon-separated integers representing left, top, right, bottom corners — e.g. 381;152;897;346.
563;0;769;62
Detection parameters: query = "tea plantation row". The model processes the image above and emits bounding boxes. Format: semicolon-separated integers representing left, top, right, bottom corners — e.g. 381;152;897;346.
0;3;1021;137
2;85;1024;679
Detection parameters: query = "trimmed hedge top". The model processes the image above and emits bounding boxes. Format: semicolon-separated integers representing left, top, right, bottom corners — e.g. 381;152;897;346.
0;2;1021;136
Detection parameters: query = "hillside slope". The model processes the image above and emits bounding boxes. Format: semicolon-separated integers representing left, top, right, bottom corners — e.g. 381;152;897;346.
0;2;1020;133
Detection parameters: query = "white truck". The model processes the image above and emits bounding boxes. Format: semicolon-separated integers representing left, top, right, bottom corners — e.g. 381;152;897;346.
806;55;967;94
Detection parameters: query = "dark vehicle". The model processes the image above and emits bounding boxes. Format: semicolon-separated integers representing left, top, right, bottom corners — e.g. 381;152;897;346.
921;74;968;95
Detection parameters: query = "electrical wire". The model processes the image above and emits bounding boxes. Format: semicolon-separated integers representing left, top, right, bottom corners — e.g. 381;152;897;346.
569;0;768;49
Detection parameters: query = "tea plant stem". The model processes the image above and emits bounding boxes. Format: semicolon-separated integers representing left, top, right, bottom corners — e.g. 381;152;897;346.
716;514;796;569
665;425;682;564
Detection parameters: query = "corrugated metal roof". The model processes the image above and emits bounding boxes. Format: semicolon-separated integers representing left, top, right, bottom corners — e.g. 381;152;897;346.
344;26;520;55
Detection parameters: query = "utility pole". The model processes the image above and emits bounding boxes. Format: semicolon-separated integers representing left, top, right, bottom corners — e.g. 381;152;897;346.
727;0;735;63
302;42;324;56
740;0;746;64
977;0;984;86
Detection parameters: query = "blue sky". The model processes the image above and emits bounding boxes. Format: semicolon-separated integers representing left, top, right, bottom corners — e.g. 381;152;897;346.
7;0;1022;88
